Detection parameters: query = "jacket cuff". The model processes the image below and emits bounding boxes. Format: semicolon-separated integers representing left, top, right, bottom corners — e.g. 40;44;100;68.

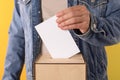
72;14;96;39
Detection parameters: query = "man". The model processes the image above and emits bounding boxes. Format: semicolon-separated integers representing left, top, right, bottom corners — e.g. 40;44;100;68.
2;0;120;80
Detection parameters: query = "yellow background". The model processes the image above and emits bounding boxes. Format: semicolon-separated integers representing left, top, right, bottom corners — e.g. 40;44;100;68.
0;0;120;80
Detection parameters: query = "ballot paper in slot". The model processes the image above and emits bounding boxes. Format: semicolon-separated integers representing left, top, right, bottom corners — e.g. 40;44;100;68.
35;16;80;58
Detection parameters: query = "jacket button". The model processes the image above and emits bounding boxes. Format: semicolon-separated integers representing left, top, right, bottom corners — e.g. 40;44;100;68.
38;11;41;14
37;36;40;39
93;24;96;29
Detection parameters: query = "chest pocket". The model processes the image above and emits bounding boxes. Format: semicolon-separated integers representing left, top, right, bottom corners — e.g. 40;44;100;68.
78;0;108;17
18;0;31;15
18;0;32;30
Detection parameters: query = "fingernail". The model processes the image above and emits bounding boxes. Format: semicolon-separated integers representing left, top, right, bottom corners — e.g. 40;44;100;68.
62;27;67;30
58;24;62;27
56;19;60;23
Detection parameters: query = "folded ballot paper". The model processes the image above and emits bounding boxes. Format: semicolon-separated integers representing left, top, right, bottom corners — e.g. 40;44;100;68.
35;16;80;58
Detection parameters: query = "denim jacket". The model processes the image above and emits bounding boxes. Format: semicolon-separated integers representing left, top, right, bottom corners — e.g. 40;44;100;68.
3;0;120;80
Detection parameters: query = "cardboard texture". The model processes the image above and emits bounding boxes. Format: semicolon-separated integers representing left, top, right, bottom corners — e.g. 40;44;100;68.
34;53;86;80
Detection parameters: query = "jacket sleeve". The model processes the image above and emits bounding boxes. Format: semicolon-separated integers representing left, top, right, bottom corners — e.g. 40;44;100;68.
3;0;25;80
73;2;120;47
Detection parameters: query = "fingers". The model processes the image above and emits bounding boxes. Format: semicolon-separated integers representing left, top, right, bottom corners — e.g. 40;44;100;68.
59;21;86;29
59;21;89;33
56;10;86;23
56;5;86;17
58;15;88;27
56;5;90;33
56;5;89;25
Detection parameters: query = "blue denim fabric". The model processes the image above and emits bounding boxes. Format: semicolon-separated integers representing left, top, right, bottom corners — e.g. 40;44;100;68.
2;0;120;80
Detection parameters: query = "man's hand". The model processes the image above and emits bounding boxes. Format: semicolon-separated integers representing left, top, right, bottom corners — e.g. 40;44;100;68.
56;5;90;33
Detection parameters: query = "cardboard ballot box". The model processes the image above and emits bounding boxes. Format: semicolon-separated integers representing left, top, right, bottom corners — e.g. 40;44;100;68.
34;53;86;80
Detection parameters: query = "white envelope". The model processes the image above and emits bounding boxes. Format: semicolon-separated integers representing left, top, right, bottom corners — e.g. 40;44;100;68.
35;16;80;58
